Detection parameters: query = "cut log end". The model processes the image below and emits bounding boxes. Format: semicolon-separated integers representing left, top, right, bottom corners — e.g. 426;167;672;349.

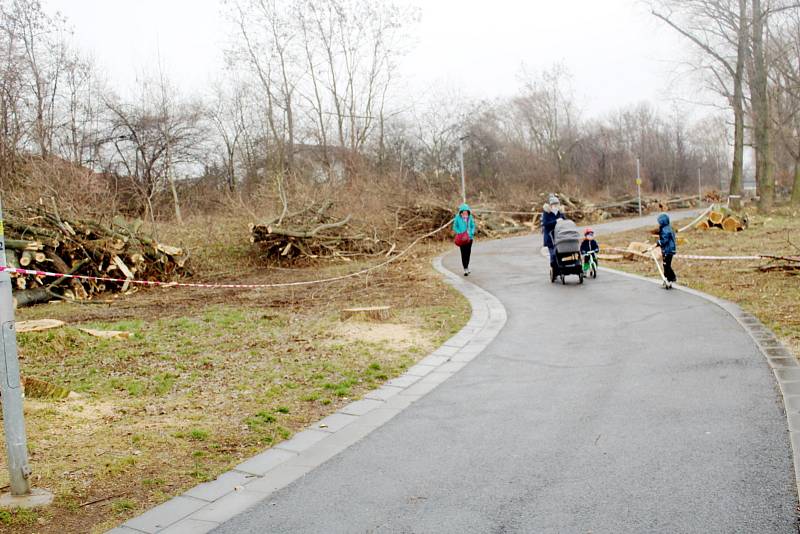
709;210;725;225
722;216;743;232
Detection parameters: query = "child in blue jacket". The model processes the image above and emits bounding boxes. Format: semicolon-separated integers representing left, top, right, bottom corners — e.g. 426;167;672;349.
453;203;476;276
656;213;677;288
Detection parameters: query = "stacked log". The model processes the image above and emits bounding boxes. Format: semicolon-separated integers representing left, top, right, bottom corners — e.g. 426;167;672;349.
694;204;747;232
4;206;190;306
250;203;392;261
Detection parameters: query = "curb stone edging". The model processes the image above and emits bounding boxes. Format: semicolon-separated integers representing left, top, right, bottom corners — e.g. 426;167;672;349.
599;265;800;498
108;256;507;534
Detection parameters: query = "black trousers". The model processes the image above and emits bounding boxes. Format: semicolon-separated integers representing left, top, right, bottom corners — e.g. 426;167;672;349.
459;241;472;269
663;254;677;282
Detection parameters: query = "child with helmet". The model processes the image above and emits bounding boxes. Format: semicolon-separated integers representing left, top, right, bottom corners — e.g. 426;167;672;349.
580;227;600;274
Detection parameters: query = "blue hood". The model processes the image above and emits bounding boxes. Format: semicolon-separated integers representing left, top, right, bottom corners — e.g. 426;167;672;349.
458;203;471;214
657;213;670;227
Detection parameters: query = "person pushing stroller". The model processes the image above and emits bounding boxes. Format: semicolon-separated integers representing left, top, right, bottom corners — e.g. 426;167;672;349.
542;195;565;268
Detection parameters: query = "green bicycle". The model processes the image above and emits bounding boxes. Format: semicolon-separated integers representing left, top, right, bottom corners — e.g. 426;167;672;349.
582;250;598;279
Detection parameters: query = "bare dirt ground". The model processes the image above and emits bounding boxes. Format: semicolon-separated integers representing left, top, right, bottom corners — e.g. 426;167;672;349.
0;216;471;533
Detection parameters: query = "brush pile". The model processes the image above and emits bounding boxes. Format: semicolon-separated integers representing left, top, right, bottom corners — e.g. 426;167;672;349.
250;202;392;261
391;203;532;240
3;206;190;306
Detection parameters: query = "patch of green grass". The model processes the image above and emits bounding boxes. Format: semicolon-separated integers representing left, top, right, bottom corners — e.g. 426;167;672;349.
300;391;320;402
111;498;136;514
276;406;290;414
189;467;211;481
0;507;39;526
153;372;177;396
245;411;276;429
105;455;137;476
188;428;209;441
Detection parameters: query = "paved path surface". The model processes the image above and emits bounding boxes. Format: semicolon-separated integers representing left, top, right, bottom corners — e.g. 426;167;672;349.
214;211;797;533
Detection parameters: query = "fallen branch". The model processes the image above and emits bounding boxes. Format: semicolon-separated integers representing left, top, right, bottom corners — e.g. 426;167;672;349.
79;493;127;508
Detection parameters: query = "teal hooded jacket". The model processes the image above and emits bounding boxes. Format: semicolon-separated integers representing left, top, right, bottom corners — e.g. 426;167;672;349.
453;203;476;239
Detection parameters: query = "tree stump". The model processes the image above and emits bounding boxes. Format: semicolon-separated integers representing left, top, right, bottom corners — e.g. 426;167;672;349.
341;306;392;322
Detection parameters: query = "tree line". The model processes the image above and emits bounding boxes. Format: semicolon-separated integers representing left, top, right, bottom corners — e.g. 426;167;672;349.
652;0;800;210
2;0;799;222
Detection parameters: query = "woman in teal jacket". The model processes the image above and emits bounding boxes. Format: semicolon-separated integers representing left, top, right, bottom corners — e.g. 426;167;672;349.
453;203;476;276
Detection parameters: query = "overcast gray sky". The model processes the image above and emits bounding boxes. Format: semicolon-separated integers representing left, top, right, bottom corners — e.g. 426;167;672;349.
47;0;703;117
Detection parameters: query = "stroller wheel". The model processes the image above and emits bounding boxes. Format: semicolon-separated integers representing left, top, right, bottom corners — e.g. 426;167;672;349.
579;272;584;284
561;274;566;285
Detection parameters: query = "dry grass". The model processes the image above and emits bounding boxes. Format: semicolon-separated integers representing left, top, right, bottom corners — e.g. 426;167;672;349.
600;207;800;358
0;214;470;533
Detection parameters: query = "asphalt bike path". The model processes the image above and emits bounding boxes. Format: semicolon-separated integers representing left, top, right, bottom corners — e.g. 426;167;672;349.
213;210;797;533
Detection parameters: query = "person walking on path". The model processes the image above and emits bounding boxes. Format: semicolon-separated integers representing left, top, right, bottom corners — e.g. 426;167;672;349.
656;212;677;288
453;203;476;276
542;195;565;267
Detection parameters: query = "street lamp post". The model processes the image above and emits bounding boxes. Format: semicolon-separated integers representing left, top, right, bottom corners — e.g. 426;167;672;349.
458;135;469;204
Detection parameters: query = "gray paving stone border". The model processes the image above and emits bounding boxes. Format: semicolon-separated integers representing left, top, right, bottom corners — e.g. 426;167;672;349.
600;265;800;497
109;256;507;534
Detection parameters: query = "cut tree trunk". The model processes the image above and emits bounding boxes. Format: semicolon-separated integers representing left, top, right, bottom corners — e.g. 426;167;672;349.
341;306;392;321
722;216;743;232
16;319;65;333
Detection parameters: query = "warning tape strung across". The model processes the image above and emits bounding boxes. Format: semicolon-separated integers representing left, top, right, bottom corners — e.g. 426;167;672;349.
0;221;452;290
602;246;764;261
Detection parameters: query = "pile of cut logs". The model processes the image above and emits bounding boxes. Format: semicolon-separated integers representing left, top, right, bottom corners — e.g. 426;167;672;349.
536;193;699;224
3;206;190;306
694;205;748;232
250;202;392;261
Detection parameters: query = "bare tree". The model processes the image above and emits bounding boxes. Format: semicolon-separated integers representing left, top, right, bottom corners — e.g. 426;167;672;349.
651;0;749;198
769;7;800;204
104;77;204;225
512;65;581;181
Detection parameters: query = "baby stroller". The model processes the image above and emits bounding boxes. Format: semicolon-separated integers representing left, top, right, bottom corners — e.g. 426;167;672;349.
550;219;584;285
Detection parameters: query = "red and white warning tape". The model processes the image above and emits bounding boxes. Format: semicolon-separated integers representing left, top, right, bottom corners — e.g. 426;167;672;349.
602;246;764;261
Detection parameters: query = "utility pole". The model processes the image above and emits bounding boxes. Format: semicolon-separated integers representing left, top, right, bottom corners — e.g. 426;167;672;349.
698;167;702;201
0;196;53;509
636;158;642;217
458;135;469;204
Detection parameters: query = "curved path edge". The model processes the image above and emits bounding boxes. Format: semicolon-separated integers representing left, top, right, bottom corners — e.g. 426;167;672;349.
108;256;507;534
600;265;800;497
